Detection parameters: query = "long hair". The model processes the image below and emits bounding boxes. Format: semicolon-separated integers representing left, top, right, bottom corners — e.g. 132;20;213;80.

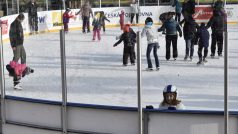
161;92;181;106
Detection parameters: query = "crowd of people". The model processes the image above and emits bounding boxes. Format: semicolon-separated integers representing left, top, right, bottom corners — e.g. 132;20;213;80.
5;0;227;109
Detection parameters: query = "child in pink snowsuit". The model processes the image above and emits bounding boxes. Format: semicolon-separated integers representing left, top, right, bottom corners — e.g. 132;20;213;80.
119;10;125;30
92;13;101;41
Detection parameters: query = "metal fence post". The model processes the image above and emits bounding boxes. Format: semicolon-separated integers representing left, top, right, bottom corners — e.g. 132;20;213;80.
224;11;229;134
0;26;6;134
136;31;143;134
60;30;68;134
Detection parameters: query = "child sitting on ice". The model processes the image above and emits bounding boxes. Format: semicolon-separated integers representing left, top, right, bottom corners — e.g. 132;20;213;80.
113;24;136;66
92;12;102;41
159;85;185;110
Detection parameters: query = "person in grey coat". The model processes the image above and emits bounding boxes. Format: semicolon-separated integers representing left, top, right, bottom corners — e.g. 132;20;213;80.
158;12;182;61
141;17;160;71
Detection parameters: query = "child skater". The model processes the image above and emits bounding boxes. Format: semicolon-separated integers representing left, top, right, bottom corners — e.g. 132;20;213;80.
100;11;110;33
63;8;75;33
141;17;160;71
119;10;125;30
113;24;136;66
159;85;185;110
197;23;210;65
92;12;102;41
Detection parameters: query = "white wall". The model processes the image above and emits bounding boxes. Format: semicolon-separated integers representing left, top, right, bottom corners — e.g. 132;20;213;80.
3;98;238;134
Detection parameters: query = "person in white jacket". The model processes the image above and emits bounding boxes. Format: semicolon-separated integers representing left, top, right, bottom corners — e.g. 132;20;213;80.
141;17;160;71
130;0;140;24
159;85;185;110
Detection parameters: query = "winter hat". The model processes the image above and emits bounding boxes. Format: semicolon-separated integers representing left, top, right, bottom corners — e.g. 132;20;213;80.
145;17;153;25
66;8;71;12
123;24;130;32
200;23;206;28
17;13;25;20
163;85;177;93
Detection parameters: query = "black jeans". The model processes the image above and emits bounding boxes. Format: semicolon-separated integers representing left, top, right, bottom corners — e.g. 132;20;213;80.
130;13;139;24
146;43;160;68
211;32;223;55
29;15;38;32
175;13;181;22
82;16;90;32
123;46;135;65
198;44;208;59
165;35;178;60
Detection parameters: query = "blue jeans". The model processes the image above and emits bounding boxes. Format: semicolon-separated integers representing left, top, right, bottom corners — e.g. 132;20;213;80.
146;43;160;68
185;39;194;57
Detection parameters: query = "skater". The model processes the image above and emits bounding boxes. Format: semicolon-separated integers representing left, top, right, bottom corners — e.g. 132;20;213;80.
119;10;125;30
99;11;110;33
25;0;38;34
159;85;185;110
158;12;182;61
92;12;101;41
141;17;160;71
77;0;93;33
172;0;182;22
63;8;74;33
196;23;210;65
9;13;26;90
180;15;198;61
130;0;140;24
181;0;196;20
206;10;225;57
113;24;136;66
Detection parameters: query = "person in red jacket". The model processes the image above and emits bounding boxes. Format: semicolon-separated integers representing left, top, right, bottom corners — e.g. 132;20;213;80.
63;8;74;33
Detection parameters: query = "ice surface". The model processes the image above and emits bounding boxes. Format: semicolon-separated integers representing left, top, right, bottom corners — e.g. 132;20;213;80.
3;26;238;110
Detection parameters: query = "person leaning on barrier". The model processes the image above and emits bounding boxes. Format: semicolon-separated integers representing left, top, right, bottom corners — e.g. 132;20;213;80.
159;85;185;110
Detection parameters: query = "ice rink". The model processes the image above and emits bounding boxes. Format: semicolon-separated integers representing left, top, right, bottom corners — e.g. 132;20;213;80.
2;26;238;110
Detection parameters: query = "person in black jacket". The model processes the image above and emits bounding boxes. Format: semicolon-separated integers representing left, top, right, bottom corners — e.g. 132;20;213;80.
9;13;25;89
206;10;225;57
113;24;136;66
197;23;210;64
26;0;38;34
180;16;199;60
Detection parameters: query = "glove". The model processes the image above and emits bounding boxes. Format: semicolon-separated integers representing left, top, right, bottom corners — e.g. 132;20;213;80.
113;44;117;47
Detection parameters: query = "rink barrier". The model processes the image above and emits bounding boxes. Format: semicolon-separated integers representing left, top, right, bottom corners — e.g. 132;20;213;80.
1;95;238;134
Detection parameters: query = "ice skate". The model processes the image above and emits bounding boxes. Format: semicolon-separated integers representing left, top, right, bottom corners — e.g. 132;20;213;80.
14;83;23;90
146;68;153;71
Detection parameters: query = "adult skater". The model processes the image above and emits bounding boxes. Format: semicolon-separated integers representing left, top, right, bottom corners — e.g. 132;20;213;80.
172;0;182;22
180;15;198;60
130;0;140;24
158;12;182;61
159;85;185;110
25;0;38;34
141;17;160;71
9;14;26;90
206;10;225;57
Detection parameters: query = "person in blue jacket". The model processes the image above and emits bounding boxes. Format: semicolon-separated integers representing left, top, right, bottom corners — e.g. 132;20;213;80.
172;0;182;22
197;23;210;64
158;12;182;61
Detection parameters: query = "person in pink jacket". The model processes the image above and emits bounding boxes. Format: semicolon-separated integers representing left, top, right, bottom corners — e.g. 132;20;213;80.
119;10;125;30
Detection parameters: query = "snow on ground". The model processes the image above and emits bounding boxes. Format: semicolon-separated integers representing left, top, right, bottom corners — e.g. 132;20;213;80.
2;26;238;110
